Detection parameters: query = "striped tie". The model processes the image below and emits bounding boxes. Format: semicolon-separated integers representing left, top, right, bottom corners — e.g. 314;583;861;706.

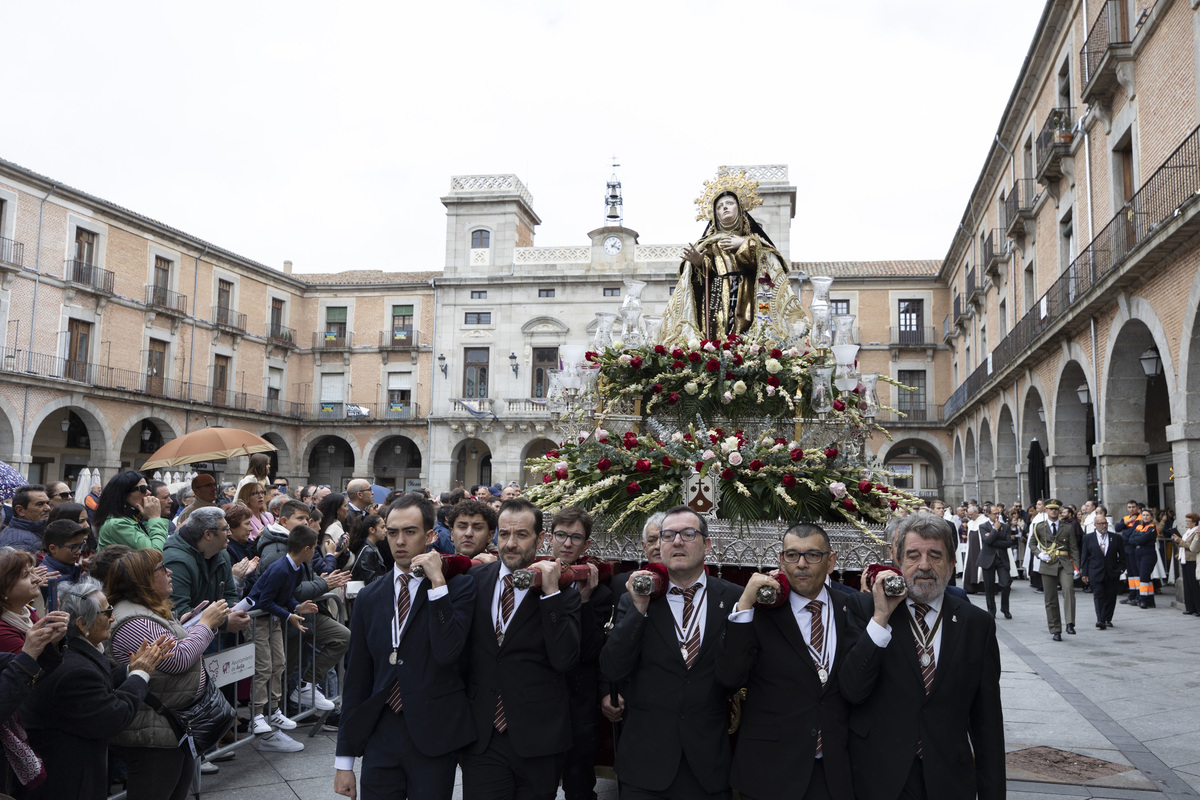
912;602;934;759
386;576;412;714
669;584;702;669
806;600;825;757
494;574;514;732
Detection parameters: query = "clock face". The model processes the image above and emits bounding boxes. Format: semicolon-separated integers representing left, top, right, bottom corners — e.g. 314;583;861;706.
603;235;622;254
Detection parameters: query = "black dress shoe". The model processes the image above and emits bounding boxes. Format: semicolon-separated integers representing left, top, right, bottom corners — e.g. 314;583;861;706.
1119;598;1132;604
1099;622;1107;629
1003;611;1012;620
1066;624;1075;634
1106;620;1115;627
1052;633;1062;641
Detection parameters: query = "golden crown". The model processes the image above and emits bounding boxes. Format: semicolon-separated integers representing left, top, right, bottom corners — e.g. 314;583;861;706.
694;167;763;221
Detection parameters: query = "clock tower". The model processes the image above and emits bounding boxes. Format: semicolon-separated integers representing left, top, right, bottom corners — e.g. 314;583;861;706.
589;159;638;267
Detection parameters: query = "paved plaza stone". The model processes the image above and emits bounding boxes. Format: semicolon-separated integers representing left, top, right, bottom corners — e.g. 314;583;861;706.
194;578;1200;800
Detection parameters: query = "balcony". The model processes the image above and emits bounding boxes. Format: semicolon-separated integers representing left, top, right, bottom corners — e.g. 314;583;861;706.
952;293;967;328
1036;107;1075;183
266;323;297;348
0;236;24;269
505;397;552;414
311;401;419;421
209;387;249;410
313;331;353;350
211;305;247;333
1005;179;1038;238
983;229;1007;278
64;260;114;294
943;314;954;343
966;267;984;306
1081;0;1134;105
876;404;945;426
380;329;420;349
452;398;495;416
889;327;937;348
145;286;188;316
384;401;420;420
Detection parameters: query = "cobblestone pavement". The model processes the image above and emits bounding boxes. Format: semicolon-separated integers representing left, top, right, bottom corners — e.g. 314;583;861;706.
191;578;1200;799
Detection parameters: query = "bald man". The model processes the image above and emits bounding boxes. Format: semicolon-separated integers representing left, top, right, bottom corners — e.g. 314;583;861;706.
345;479;373;528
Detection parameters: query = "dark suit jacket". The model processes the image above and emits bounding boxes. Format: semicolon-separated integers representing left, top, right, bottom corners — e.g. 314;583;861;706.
599;575;742;793
978;520;1012;570
569;581;615;711
1079;531;1126;583
717;589;870;800
840;593;1005;800
25;640;148;800
464;561;581;758
336;571;476;759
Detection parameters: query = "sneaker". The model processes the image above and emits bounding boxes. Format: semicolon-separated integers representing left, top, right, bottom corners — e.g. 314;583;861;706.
290;682;335;711
251;714;274;735
269;710;298;731
255;731;305;753
200;762;220;775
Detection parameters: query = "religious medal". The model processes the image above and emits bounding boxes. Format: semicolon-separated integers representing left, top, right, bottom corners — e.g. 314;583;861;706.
389;651;398;665
680;645;689;660
920;652;931;668
817;667;829;685
497;633;505;647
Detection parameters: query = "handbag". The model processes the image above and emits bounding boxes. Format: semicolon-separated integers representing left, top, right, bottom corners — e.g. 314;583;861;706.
146;673;236;753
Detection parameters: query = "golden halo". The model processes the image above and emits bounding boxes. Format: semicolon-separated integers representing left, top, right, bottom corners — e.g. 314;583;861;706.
694;167;763;222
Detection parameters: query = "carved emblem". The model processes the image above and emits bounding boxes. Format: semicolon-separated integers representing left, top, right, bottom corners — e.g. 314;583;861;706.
683;472;720;516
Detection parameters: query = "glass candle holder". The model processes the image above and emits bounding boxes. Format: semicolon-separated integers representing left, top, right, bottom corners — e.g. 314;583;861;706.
592;312;616;349
809;302;832;351
859;373;880;418
810;365;834;415
809;275;834;307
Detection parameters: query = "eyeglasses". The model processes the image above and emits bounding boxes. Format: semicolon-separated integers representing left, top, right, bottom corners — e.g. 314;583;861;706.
136;485;152;494
210;525;232;534
56;491;73;500
249;491;266;497
552;530;587;545
154;563;168;573
782;549;833;564
273;483;288;489
659;528;702;542
99;607;115;618
64;542;86;552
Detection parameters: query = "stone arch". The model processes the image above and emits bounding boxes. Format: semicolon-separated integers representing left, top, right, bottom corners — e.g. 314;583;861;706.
260;431;292;482
0;393;22;465
879;433;950;502
963;428;977;502
1021;385;1049;503
995;404;1019;502
519;437;558;486
1102;301;1176;506
952;434;964;505
113;413;180;472
1052;359;1095;503
370;434;423;492
978;418;995;503
521;317;570;335
25;398;114;481
303;434;358;490
451;437;493;490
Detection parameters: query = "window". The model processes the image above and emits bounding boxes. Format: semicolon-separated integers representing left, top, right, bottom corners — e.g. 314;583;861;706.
212;354;230;406
319;373;345;417
217;279;233;311
74;228;96;266
267;367;283;411
66;319;91;381
325;307;347;346
387;373;413;418
1060;213;1076;275
147;339;167;395
538;288;555;298
464;348;489;399
532;347;558;398
470;290;487;300
891;464;914;490
465;312;491;325
998;299;1007;335
1024;261;1036;314
830;299;850;316
270;298;285;331
150;256;172;308
391;304;414;342
979;324;987;356
471;230;490;249
898;370;928;420
603;287;620;297
897;299;924;344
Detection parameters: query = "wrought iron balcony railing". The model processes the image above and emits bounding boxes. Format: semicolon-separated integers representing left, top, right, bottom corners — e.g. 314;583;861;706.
212;305;247;332
0;236;24;268
64;260;114;293
145;286;188;315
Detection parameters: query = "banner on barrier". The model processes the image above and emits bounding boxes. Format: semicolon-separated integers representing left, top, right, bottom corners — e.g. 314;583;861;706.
205;642;256;688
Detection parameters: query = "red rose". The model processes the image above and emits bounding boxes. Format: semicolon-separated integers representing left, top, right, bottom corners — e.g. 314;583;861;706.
782;474;797;488
700;339;710;348
728;334;741;345
748;459;764;471
631;356;643;368
671;347;684;358
695;460;705;472
624;431;638;440
774;437;788;445
672;360;686;371
706;359;720;372
733;353;744;365
668;392;680;405
545;449;560;458
715;428;726;437
635;459;651;474
789;448;802;461
597;458;611;471
662;457;673;468
683;432;693;441
824;447;839;459
842;497;855;511
585;350;598;362
889;500;898;510
858;480;872;494
721;341;731;350
767;375;780;387
833;399;846;412
721;468;734;480
876;483;888;493
542;474;552;484
688;352;702;363
654;344;667;355
554;466;568;480
652;383;664;394
725;371;735;380
626;481;641;495
771;348;783;359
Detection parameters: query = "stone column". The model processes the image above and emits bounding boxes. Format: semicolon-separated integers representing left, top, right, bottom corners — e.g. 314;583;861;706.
1047;454;1091;505
1097;441;1150;504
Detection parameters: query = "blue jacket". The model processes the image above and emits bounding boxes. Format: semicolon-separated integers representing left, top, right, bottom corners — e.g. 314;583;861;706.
249;553;303;623
0;517;43;553
431;523;454;555
39;554;81;606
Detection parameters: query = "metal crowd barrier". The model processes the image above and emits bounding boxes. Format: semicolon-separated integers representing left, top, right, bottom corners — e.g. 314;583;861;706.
106;591;348;800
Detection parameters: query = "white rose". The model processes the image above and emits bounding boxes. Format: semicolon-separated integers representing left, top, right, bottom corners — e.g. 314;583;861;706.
765;358;782;374
733;380;747;395
687;338;701;351
704;342;717;352
723;436;740;453
618;354;633;364
611;339;625;350
685;381;699;395
671;432;685;443
728;451;744;466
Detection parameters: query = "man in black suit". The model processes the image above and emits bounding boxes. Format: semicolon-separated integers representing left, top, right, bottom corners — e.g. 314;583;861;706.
841;513;1005;800
462;498;582;800
978;505;1013;619
549;506;614;800
600;505;742;800
1079;512;1125;630
717;522;868;800
334;494;476;800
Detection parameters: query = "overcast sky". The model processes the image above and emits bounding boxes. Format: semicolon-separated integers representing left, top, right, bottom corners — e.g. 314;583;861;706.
3;0;1045;274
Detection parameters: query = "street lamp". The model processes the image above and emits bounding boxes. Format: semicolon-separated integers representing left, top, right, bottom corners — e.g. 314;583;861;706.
509;352;519;377
1076;384;1090;405
1139;346;1162;378
1037;407;1046;422
60;415;70;433
438;354;448;378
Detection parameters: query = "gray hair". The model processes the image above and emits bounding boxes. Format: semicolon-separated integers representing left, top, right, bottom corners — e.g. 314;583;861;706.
893;513;956;563
642;511;667;543
268;494;287;515
61;576;105;635
178;487;194;503
180;506;226;546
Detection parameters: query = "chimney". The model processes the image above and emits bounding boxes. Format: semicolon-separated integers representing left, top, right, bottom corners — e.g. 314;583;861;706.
283;260;293;275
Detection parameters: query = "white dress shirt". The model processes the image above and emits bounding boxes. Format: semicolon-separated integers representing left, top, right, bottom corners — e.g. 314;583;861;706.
665;571;709;646
866;594;945;665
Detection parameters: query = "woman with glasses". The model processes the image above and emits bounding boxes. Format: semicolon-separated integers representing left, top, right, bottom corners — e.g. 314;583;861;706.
236;482;275;541
0;550;60;655
95;470;169;551
106;549;230;800
44;481;74;510
24;576;174;800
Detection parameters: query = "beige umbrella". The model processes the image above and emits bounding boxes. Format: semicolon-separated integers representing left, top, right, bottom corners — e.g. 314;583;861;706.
141;426;276;471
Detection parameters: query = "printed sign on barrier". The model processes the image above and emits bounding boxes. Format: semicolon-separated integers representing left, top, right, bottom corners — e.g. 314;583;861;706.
204;642;256;688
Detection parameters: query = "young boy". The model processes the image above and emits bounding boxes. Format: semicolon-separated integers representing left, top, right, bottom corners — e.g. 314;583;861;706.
40;519;87;605
248;524;319;752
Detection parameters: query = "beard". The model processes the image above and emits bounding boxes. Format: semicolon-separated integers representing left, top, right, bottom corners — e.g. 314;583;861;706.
905;568;948;604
